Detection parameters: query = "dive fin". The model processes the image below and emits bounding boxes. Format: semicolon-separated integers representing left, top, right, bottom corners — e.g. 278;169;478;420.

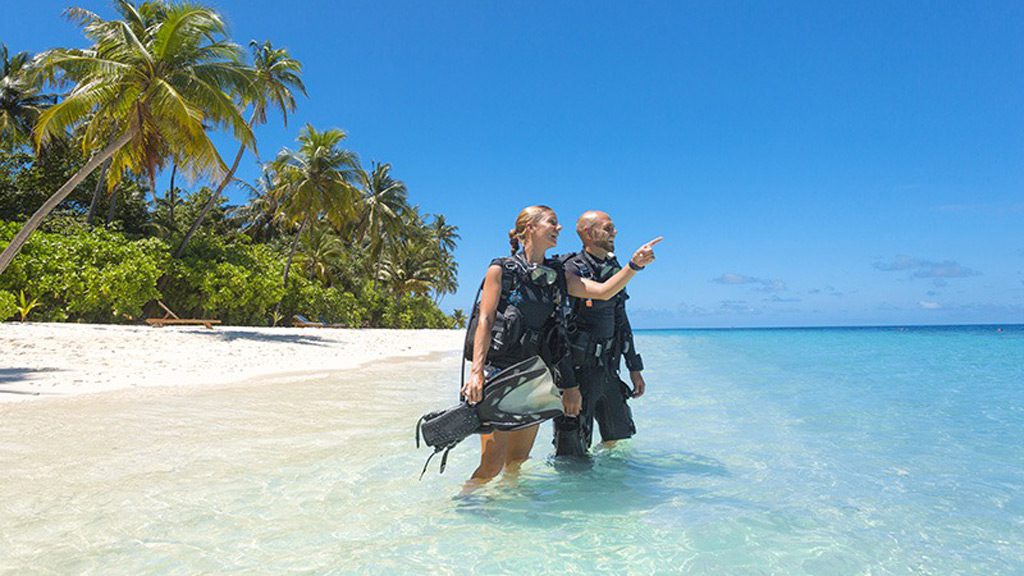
476;355;564;431
417;404;481;452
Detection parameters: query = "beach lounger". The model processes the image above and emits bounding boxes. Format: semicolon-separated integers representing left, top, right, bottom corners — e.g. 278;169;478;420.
145;301;221;329
292;314;326;328
291;315;347;328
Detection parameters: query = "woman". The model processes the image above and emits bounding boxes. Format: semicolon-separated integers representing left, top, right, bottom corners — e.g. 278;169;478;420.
462;205;660;482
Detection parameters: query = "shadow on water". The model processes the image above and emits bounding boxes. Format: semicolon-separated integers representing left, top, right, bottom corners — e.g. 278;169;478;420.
452;447;742;525
604;447;730;478
198;329;333;347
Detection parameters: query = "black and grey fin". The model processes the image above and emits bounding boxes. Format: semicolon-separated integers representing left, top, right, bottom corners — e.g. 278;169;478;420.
473;355;563;431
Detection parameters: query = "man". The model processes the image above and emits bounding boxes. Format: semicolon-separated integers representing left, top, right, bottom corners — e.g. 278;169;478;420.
554;210;646;456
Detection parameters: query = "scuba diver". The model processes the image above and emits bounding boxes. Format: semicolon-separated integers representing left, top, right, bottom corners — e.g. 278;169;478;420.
460;205;661;484
554;210;647;457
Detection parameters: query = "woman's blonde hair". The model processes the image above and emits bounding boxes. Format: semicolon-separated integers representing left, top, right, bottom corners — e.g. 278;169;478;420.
508;205;554;255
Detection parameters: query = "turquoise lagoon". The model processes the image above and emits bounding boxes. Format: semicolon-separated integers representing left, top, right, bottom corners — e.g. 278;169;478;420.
2;325;1022;574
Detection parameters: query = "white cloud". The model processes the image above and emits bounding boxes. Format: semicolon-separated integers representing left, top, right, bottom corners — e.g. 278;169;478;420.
918;301;942;310
712;273;787;293
874;255;980;279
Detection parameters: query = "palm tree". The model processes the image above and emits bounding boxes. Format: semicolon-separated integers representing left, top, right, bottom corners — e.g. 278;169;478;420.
354;161;408;287
378;241;438;297
0;43;55;145
450;309;467;329
234;168;283;242
270;124;359;288
430;213;460;255
175;39;305;257
295;222;346;285
425;214;459;303
0;0;252;275
432;250;459;304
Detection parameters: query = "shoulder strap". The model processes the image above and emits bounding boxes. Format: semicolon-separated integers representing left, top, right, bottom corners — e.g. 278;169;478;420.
554;253;587;319
461;257;519;396
499;257;518;297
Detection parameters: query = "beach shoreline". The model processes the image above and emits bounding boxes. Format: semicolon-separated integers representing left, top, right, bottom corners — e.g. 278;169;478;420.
0;322;463;402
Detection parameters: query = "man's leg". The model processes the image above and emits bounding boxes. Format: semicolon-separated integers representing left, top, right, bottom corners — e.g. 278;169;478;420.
553;366;598;457
594;371;636;446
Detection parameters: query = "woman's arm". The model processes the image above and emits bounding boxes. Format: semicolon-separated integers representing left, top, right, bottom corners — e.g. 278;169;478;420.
566;236;663;300
460;264;502;404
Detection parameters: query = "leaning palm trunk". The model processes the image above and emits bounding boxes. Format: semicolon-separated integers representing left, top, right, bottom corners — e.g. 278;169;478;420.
282;217;308;286
85;159;111;225
373;250;383;291
105;185;119;225
173;143;245;257
167;162;177;228
174;111;257;258
274;217;309;318
0;129;134;275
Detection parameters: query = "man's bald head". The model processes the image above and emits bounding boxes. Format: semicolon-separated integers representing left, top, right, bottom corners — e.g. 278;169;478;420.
576;210;616;256
576;210;610;240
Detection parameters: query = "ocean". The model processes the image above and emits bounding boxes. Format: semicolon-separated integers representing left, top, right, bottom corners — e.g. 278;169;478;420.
2;325;1022;574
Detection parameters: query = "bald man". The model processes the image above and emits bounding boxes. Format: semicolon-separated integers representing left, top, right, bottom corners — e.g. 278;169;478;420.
553;210;647;456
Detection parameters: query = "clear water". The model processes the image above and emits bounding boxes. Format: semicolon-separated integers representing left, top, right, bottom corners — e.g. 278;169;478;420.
2;325;1022;575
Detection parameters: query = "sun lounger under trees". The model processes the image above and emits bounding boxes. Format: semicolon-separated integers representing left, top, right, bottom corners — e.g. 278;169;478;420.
145;301;220;330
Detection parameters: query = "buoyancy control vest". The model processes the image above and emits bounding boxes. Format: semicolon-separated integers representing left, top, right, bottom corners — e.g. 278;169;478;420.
462;255;576;388
560;251;644;371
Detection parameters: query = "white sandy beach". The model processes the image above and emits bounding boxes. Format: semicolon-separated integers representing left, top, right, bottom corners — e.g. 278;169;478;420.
0;322;463;400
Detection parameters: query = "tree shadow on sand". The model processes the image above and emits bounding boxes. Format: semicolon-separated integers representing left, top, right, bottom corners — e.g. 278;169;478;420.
196;329;334;347
0;367;64;395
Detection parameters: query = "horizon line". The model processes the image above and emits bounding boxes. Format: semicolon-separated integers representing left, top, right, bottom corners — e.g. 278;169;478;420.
634;322;1023;331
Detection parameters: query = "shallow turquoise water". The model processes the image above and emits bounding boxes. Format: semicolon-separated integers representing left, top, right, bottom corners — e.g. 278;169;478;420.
2;325;1022;574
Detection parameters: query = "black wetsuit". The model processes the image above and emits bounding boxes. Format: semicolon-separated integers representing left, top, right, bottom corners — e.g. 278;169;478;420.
553;251;643;455
474;255;576;390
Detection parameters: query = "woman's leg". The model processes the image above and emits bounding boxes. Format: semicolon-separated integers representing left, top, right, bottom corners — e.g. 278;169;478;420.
470;431;507;481
501;424;540;474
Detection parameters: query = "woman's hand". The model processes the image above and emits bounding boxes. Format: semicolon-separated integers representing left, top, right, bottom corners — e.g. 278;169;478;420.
630;236;663;269
461;371;485;405
561;386;582;416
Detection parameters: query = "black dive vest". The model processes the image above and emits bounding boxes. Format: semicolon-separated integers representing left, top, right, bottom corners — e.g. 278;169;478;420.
561;251;643;371
463;256;576;388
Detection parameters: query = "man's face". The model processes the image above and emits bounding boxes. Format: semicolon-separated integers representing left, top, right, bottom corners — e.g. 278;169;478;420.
588;216;617;253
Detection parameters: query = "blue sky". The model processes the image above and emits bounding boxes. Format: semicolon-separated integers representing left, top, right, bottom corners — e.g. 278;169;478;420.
4;1;1023;327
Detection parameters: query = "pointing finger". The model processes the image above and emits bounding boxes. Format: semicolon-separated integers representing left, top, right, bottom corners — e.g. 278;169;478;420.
645;236;664;248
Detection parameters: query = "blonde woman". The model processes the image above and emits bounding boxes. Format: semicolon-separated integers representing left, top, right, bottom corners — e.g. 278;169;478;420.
462;205;660;482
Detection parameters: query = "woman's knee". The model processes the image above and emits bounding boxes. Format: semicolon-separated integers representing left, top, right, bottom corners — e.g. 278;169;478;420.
472;461;504;480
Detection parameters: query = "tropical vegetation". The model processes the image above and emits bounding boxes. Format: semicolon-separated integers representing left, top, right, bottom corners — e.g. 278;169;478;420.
0;0;461;328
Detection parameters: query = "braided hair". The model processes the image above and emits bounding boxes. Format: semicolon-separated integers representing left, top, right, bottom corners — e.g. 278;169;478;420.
508;205;554;256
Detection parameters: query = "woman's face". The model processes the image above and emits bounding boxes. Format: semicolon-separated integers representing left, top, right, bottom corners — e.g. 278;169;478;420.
529;210;562;251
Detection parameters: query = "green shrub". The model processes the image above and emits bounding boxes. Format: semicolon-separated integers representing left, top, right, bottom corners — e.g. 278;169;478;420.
380;294;451;329
280;275;365;327
0;220;168;322
0;290;15;321
162;235;285;325
0;219;456;329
